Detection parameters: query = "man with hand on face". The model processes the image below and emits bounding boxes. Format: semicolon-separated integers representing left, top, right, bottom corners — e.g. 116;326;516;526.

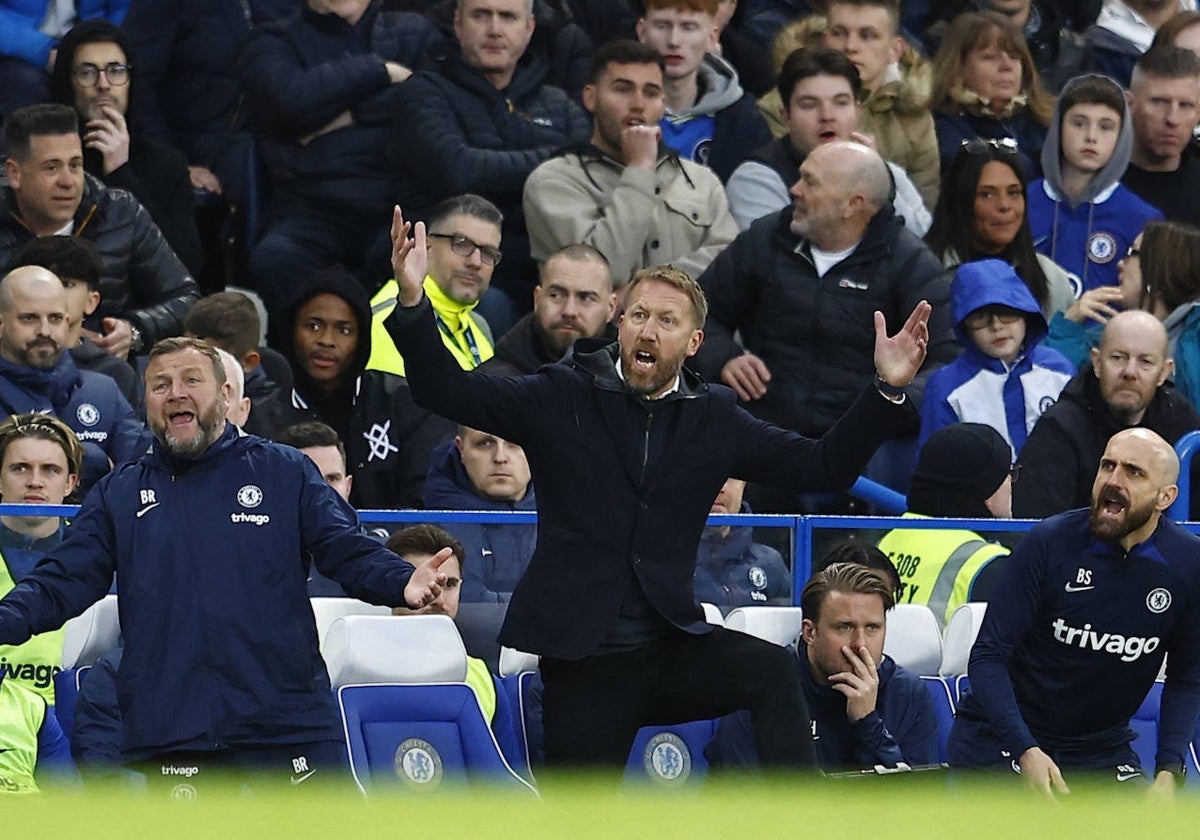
383;197;932;775
0;336;449;793
706;555;939;771
523;39;737;288
951;428;1200;800
49;20;203;278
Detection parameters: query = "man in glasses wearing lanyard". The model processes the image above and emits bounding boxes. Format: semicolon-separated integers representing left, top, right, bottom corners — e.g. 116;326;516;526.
368;194;502;377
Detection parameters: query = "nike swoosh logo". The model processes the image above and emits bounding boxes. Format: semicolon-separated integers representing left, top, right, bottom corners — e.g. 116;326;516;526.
290;769;317;785
1064;583;1095;593
136;502;160;518
1116;772;1141;782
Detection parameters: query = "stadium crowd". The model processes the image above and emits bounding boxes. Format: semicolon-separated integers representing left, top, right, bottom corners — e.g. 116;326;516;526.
0;0;1199;800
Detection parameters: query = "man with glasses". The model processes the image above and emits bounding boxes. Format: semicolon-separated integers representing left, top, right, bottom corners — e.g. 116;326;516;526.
0;104;199;364
48;20;202;279
367;194;503;376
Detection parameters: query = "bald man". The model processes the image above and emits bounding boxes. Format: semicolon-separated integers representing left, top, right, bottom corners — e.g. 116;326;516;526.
951;428;1200;798
0;266;147;491
694;140;954;510
1015;310;1200;518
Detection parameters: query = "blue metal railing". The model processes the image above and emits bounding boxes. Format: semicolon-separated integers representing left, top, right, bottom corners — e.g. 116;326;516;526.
16;431;1200;610
1170;430;1200;521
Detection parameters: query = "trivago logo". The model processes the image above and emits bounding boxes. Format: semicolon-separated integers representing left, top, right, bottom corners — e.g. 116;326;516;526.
1051;619;1160;662
0;658;59;688
230;512;270;526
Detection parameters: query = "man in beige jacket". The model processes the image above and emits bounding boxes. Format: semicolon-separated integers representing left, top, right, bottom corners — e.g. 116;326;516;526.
522;39;737;288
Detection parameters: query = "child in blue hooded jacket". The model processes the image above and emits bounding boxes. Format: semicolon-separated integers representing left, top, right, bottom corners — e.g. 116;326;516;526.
920;259;1075;457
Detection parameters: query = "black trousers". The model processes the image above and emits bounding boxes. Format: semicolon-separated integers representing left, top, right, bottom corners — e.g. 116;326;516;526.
540;626;817;772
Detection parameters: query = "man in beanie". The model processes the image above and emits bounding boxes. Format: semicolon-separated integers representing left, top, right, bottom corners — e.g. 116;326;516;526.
876;423;1014;626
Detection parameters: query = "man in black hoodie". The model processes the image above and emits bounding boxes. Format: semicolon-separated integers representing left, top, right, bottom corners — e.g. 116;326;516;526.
246;264;454;510
49;20;203;279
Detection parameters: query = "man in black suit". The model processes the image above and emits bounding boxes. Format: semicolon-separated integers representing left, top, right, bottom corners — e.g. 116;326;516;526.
383;205;932;774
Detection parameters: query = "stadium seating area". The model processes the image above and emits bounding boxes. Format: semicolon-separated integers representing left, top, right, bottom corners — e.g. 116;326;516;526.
49;592;1200;793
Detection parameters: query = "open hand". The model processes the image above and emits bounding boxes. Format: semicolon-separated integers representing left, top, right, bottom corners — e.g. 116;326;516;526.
874;300;931;388
391;205;427;307
402;547;454;608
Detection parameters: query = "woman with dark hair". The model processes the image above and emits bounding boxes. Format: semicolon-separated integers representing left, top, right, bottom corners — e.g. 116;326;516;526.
926;142;1077;320
929;11;1056;177
1044;220;1200;391
1124;220;1200;407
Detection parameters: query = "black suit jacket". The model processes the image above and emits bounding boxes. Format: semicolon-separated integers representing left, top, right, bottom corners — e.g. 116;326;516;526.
387;297;914;659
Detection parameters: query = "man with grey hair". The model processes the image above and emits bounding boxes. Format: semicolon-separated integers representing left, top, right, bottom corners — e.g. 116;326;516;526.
0;335;449;793
694;140;954;511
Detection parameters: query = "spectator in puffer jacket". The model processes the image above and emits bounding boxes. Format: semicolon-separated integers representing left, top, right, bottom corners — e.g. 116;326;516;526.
0;104;199;363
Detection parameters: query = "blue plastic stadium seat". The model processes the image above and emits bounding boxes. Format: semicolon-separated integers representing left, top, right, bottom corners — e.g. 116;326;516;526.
623;719;720;787
326;615;536;796
920;675;955;764
51;665;92;742
338;683;536;795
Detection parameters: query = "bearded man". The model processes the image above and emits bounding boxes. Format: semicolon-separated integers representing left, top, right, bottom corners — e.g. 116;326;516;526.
950;427;1200;801
0;336;447;795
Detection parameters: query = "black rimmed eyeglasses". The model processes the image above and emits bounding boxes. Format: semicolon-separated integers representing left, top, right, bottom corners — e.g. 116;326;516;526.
427;233;503;267
72;62;131;87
